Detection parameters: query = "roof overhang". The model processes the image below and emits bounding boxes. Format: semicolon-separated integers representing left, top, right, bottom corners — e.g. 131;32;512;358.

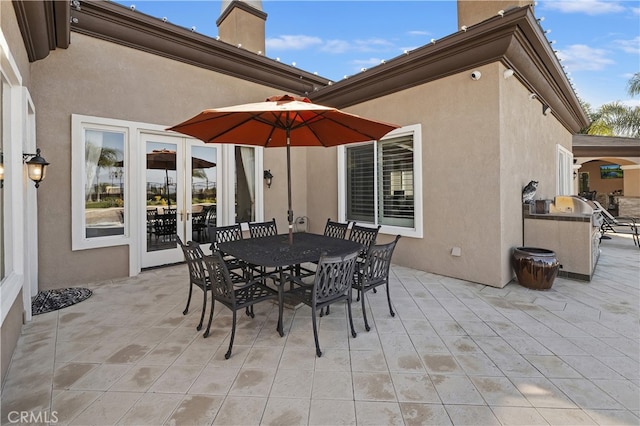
573;134;640;158
12;0;70;61
69;1;328;95
311;6;589;133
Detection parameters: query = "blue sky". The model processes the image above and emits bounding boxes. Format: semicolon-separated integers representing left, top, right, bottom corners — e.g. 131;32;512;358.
114;0;639;110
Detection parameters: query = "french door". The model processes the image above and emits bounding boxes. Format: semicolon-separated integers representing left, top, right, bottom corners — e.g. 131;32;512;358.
140;132;218;268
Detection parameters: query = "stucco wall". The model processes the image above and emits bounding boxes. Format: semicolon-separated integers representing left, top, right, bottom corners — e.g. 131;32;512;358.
308;62;572;287
29;33;291;289
1;291;23;387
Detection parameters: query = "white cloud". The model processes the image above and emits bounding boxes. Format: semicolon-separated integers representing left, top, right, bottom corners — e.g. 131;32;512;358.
541;0;625;15
266;35;322;50
408;30;429;36
613;36;640;55
556;44;615;71
321;39;351;54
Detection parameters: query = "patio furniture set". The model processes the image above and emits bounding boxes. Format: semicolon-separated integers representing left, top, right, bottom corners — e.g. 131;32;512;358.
178;218;400;359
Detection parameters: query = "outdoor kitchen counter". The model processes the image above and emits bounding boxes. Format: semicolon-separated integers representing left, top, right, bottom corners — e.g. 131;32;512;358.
523;206;600;281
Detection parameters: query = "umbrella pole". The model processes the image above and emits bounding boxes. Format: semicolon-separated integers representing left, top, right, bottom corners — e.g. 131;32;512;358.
286;127;293;245
165;169;171;209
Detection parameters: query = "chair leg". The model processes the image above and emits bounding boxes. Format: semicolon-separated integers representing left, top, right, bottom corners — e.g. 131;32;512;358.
311;306;322;357
347;299;357;338
197;287;207;331
386;283;395;317
361;289;371;332
183;283;193;315
225;310;237;359
203;300;215;338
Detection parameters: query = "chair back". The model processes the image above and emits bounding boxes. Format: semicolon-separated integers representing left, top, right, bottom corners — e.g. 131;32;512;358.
208;223;243;250
348;224;381;254
323;219;350;239
313;250;359;304
248;218;278;238
360;235;401;286
202;251;236;305
178;238;208;286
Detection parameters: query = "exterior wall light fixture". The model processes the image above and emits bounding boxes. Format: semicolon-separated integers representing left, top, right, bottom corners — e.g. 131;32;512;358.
263;169;273;188
23;148;49;188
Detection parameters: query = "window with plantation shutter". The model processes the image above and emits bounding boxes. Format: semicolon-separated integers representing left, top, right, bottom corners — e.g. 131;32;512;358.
340;124;423;238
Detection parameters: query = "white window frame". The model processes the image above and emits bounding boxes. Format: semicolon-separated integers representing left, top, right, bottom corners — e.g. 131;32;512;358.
72;116;131;251
1;30;30;324
71;115;266;271
556;144;573;196
338;124;423;238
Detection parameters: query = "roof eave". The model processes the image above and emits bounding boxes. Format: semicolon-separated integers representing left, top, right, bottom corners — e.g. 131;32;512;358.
310;6;589;133
70;1;329;96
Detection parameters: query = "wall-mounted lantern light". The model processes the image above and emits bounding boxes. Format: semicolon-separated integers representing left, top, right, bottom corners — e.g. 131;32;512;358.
23;148;49;188
263;169;273;188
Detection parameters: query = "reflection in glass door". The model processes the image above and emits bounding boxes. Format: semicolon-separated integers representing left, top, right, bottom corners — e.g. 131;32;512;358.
142;133;217;268
190;144;218;245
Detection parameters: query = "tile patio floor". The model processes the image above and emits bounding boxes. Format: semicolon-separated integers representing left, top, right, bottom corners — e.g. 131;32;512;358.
2;234;639;425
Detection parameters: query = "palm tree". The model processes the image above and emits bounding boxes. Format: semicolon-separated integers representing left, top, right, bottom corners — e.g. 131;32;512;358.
86;142;120;202
627;72;640;97
581;74;640;138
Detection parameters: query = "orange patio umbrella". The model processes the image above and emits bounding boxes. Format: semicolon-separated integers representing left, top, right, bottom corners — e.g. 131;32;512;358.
167;95;400;243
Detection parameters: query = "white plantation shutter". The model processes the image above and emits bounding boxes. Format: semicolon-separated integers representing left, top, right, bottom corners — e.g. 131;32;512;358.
345;134;415;228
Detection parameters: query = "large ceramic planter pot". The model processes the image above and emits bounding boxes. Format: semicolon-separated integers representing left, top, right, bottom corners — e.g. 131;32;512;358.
511;247;559;290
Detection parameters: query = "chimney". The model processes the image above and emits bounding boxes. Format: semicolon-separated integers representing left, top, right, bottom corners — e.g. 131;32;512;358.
217;0;267;54
458;0;533;28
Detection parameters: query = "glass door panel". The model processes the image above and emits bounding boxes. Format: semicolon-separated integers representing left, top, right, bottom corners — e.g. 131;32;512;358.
189;143;217;245
141;134;184;268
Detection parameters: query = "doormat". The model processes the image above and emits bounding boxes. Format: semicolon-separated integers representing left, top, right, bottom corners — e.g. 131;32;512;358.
31;288;92;315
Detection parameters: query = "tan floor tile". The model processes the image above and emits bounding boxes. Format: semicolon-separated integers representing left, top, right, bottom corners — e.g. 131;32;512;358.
68;391;142;425
188;365;240;395
399;402;452;426
228;368;276;397
454;353;503;376
212;396;267;425
469;376;531;407
270;369;314;398
551;378;626;410
590;379;640;411
314;349;351;372
149;364;204;394
350;349;388;372
309;399;355;426
278;346;316;370
391;373;440;403
243;346;284;369
510;377;578;408
109;365;168;392
430;374;484;405
354;401;404;425
261;397;310;426
116;393;183;425
491;406;549;425
51;390;102;425
444;404;501;425
69;364;131;391
353;371;396;402
312;370;353;400
164;394;224;426
537;408;598;425
53;363;97;390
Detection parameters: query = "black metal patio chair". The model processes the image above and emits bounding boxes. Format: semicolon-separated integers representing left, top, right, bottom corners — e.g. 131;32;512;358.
208;223;246;282
248;218;278;238
285;250;359;357
177;238;210;332
353;235;401;331
202;251;278;358
324;218;351;239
